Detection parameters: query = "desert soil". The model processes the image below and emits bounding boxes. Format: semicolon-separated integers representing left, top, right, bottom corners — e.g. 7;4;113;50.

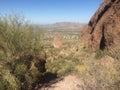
39;75;84;90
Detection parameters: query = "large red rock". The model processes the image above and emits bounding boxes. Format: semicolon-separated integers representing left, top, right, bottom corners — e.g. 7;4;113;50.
53;36;63;48
81;0;120;51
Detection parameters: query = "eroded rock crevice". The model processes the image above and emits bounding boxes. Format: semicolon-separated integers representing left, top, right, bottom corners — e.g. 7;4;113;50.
100;26;106;50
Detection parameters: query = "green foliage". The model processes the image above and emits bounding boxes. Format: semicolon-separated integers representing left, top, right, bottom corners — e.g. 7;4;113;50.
95;49;110;59
0;14;45;90
46;55;81;76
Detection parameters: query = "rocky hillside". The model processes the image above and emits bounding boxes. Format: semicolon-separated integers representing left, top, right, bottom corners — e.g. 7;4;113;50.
81;0;120;51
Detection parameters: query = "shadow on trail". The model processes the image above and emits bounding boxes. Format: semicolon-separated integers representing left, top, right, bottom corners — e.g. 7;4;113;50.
35;72;63;89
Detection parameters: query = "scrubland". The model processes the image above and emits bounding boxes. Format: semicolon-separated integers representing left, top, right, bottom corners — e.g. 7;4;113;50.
0;14;120;90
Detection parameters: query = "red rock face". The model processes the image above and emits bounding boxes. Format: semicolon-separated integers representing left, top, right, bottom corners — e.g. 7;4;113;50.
81;0;120;51
53;36;63;48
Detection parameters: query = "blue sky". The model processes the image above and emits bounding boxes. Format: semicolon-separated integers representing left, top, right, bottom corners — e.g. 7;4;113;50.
0;0;103;24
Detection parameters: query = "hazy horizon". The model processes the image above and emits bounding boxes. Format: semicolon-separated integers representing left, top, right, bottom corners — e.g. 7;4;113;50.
0;0;103;24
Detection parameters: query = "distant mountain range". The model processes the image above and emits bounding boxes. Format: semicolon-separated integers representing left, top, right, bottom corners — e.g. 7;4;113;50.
39;22;86;31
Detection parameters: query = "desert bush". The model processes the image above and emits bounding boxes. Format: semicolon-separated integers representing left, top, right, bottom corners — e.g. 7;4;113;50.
0;14;45;90
46;54;81;76
95;49;110;59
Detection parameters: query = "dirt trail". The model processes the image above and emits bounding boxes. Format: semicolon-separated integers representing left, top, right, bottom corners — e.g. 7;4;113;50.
39;75;84;90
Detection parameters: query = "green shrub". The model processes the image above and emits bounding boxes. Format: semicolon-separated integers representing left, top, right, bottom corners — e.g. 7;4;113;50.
46;55;81;76
95;49;110;59
0;14;46;90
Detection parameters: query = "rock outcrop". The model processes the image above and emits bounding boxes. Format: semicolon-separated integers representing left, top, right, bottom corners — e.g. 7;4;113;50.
53;36;63;48
81;0;120;51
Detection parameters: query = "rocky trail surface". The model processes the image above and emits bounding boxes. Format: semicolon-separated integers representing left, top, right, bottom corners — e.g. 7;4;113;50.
39;75;83;90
